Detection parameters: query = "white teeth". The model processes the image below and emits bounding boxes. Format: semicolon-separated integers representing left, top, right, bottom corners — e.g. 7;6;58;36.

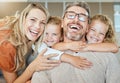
70;25;79;30
91;37;98;42
30;30;38;34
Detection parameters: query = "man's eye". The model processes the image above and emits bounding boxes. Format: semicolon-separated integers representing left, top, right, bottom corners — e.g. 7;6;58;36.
68;15;75;19
79;17;85;22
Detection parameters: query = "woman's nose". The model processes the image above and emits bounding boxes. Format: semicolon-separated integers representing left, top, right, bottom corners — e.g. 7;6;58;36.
34;22;40;29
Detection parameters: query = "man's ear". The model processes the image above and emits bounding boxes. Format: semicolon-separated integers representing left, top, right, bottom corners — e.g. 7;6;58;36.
86;24;90;33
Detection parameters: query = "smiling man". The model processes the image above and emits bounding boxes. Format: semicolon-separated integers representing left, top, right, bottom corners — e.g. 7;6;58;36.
31;1;120;83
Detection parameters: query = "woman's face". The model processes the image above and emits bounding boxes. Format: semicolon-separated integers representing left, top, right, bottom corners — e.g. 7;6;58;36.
24;8;47;41
86;20;108;43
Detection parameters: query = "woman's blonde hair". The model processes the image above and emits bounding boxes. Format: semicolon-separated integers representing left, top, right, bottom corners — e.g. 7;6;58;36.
0;3;49;71
91;14;116;43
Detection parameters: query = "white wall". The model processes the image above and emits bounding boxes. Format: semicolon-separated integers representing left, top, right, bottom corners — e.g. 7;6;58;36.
115;32;120;63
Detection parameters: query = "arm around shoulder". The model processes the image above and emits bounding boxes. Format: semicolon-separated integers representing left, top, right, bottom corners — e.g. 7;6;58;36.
83;43;119;53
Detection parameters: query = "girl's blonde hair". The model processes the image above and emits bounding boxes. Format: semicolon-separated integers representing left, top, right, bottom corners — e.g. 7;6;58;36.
0;3;49;71
91;14;116;43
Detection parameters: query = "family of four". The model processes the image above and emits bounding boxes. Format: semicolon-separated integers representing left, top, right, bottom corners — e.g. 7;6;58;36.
0;1;119;83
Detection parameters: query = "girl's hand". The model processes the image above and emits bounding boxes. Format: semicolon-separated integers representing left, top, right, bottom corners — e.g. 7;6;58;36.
30;49;61;72
67;55;93;69
26;80;31;83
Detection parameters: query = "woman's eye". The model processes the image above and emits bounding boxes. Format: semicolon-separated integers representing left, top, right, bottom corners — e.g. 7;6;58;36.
40;21;46;26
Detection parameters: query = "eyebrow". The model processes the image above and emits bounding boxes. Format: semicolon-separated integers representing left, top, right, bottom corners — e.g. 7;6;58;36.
66;11;88;16
29;16;46;22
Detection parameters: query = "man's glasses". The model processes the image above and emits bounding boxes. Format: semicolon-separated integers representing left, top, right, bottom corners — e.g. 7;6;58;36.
64;11;89;22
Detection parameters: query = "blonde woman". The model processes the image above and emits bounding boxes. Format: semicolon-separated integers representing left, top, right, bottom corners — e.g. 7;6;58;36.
0;3;60;83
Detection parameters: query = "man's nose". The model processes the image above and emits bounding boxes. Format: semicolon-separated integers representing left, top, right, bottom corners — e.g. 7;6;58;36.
74;15;80;22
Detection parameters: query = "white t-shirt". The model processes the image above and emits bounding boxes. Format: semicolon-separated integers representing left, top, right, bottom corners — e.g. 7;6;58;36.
27;42;64;64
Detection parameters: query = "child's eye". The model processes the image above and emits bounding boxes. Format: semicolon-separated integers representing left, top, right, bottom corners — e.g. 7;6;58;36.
100;33;105;36
52;33;57;36
45;32;48;35
90;28;95;31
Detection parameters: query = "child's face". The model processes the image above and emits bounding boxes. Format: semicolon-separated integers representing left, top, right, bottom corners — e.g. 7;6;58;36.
86;20;108;43
43;24;62;47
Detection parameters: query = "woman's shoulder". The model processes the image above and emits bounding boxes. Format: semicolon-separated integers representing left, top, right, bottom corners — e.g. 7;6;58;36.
0;41;16;72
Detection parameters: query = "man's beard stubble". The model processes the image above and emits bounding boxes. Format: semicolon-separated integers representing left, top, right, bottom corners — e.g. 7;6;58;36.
65;32;84;41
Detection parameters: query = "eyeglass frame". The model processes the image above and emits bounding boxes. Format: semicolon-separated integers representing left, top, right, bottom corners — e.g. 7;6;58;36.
63;11;89;22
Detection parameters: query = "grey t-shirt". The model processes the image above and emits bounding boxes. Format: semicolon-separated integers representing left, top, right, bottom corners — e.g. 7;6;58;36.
31;51;120;83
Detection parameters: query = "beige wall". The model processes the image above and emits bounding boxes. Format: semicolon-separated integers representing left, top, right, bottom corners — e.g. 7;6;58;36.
0;2;114;20
48;2;63;16
0;2;45;18
0;2;28;18
89;2;114;21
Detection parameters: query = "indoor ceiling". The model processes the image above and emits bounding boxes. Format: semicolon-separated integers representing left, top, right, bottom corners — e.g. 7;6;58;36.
0;0;119;2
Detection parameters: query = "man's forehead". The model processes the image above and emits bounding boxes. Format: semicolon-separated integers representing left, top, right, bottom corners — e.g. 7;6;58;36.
66;6;88;16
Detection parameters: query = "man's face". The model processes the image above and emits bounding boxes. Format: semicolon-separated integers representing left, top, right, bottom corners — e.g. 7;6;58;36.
62;6;89;41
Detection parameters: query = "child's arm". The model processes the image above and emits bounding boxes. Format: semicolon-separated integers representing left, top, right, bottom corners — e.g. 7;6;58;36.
83;43;119;53
60;53;92;69
52;41;86;51
52;42;70;51
41;47;92;69
53;42;118;53
39;43;92;69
